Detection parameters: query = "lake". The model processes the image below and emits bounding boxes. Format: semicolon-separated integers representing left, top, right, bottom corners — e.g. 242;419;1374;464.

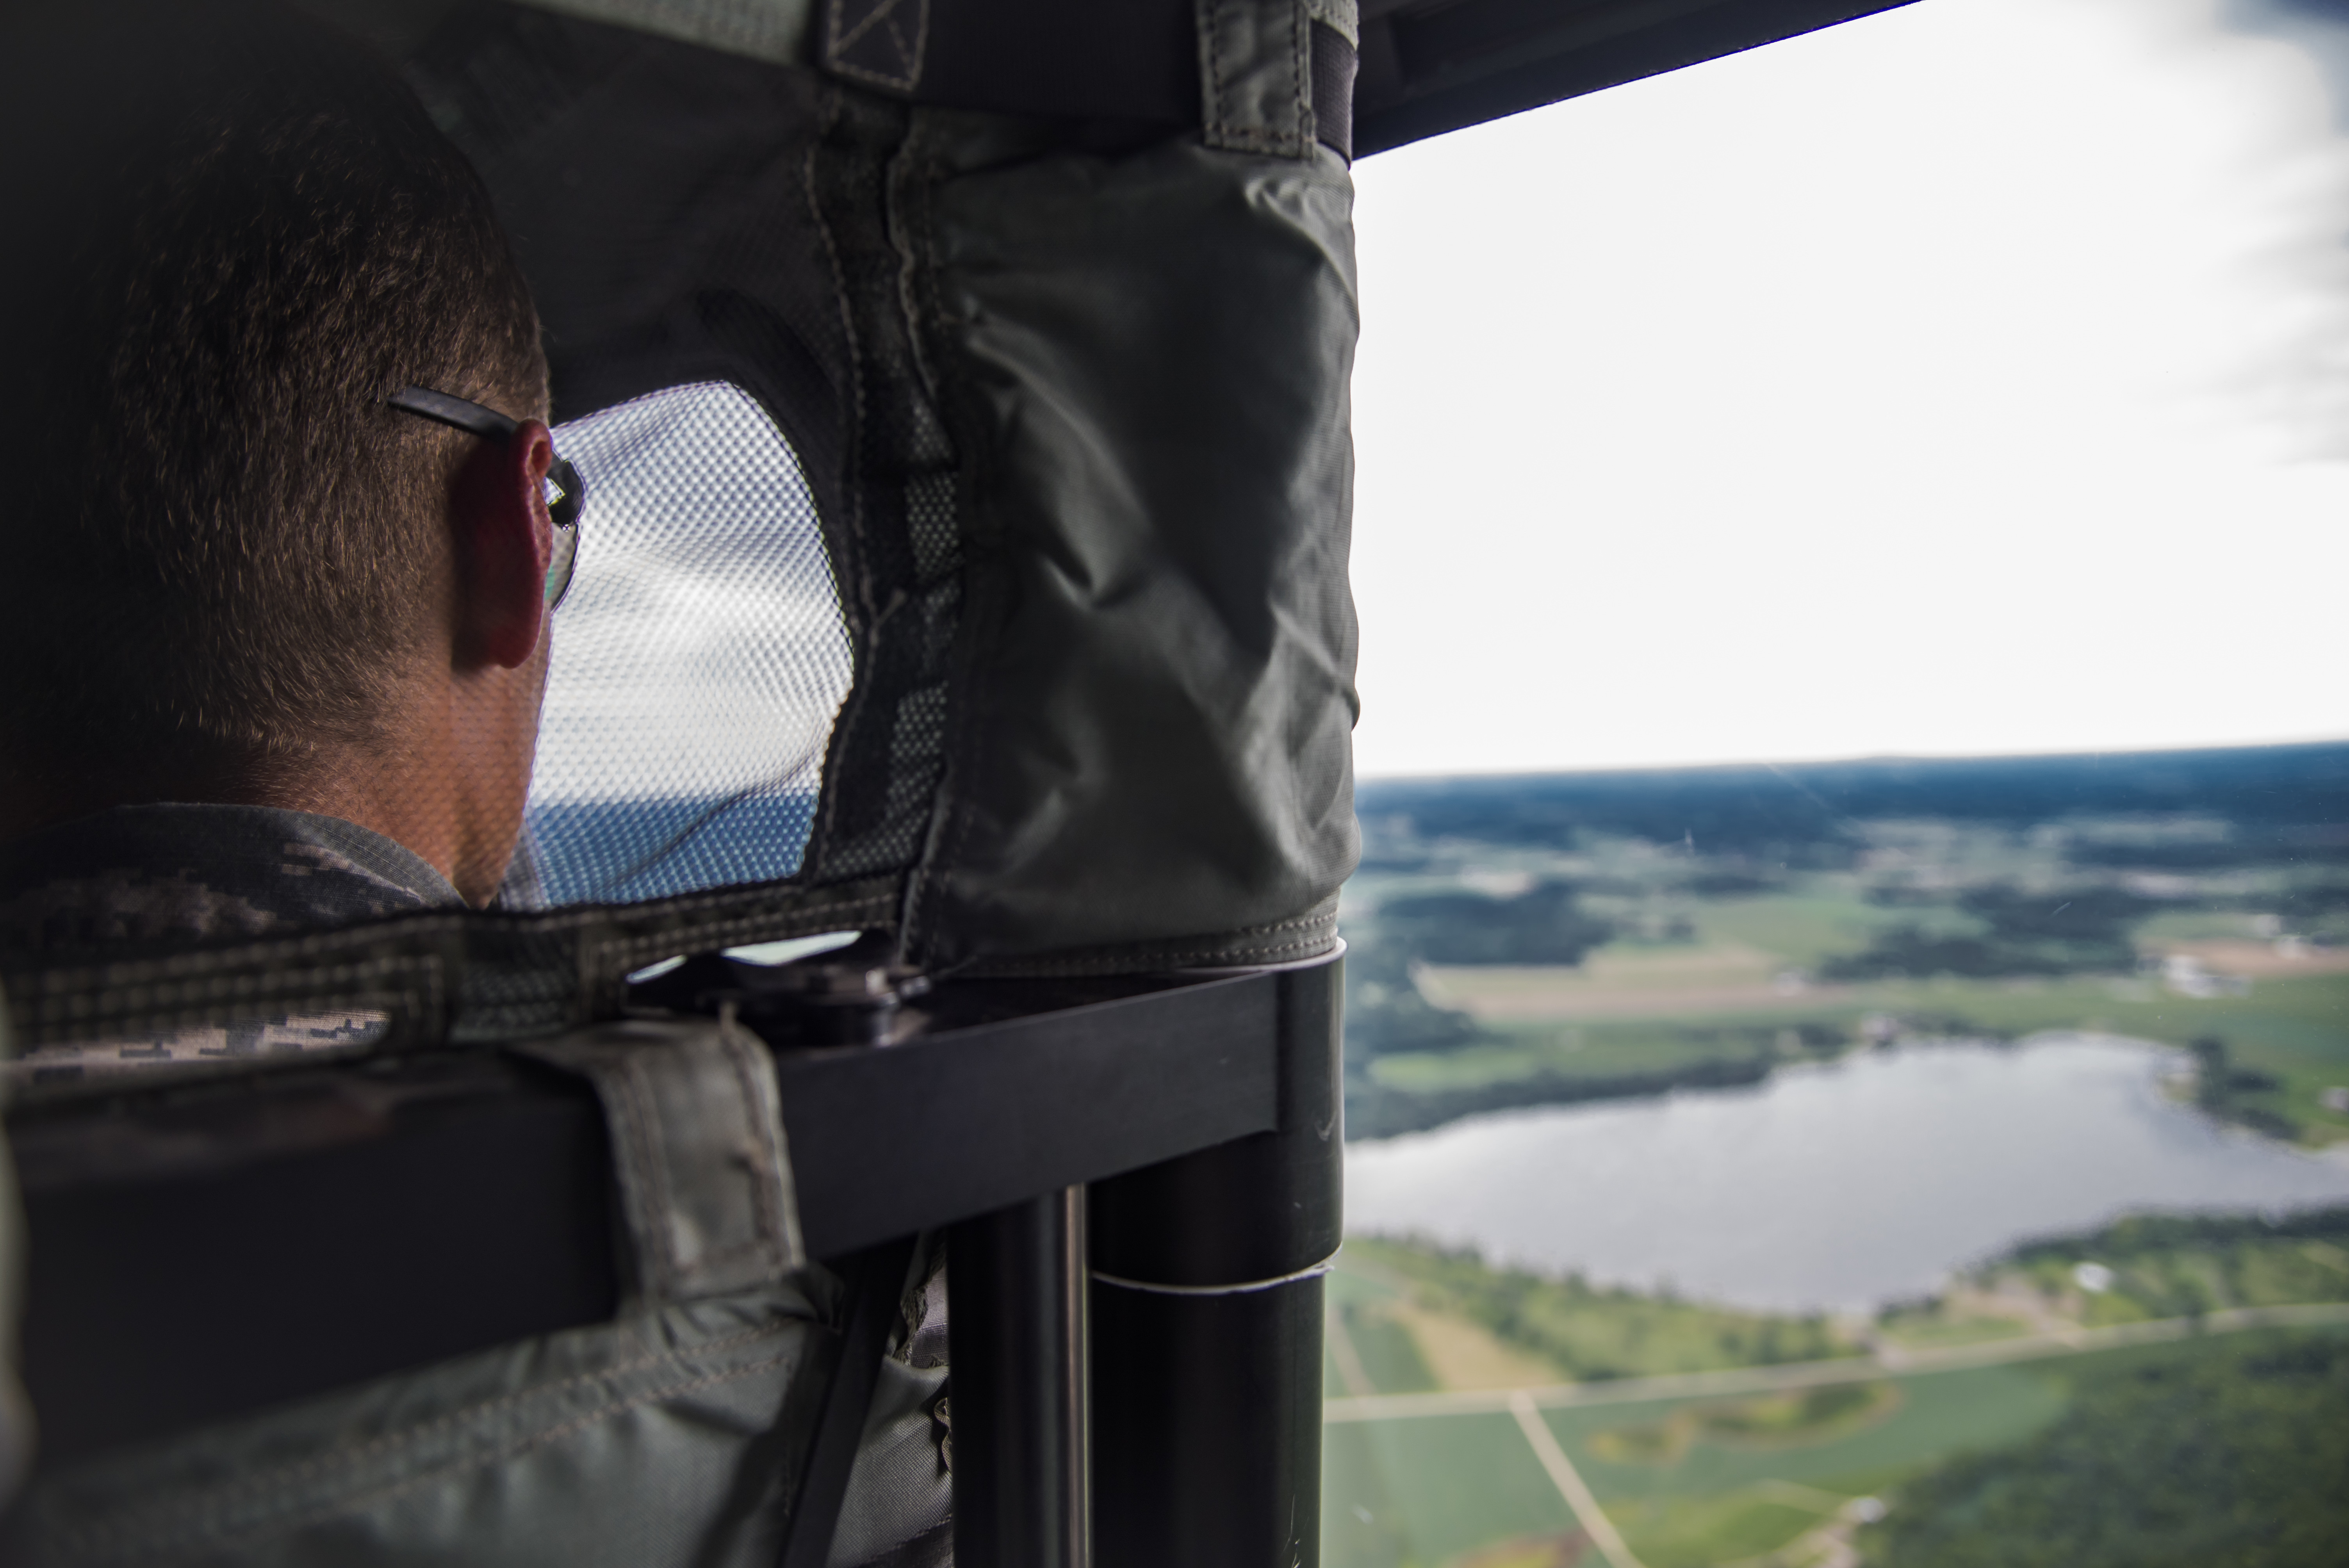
1344;1034;2349;1312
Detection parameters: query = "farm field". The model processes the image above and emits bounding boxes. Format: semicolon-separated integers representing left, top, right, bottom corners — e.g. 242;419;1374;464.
1324;1309;2349;1568
1356;887;2349;1147
1328;746;2349;1566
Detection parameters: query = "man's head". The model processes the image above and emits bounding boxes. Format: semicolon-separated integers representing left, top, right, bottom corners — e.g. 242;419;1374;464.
0;0;559;902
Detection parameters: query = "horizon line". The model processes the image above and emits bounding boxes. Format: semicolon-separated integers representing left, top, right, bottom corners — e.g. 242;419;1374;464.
1352;733;2349;786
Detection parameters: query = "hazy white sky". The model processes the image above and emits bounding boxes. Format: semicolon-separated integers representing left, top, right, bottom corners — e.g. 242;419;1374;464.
535;383;849;804
1347;0;2349;778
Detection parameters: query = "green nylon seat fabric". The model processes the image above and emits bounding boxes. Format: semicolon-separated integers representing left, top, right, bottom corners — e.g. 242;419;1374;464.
905;125;1360;972
2;1293;838;1567
2;0;1360;1039
1;1017;961;1568
4;0;1351;1555
391;0;1361;981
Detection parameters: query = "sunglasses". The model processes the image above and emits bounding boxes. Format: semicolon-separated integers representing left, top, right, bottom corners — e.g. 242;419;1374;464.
387;385;585;611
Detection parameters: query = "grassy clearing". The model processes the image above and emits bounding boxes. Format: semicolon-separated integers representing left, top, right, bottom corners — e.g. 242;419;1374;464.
1603;1491;1830;1568
1587;1383;1902;1466
1323;1325;2349;1568
1549;1360;2067;1509
1363;967;2349;1145
1322;1411;1578;1568
1386;1299;1561;1391
1366;1021;1788;1094
1330;1262;1442;1395
1420;944;1782;1008
1566;1360;2066;1565
1686;891;1907;968
1342;1301;1443;1394
1343;1238;1852;1384
1322;1356;2070;1568
1871;1313;2033;1352
1446;1537;1584;1568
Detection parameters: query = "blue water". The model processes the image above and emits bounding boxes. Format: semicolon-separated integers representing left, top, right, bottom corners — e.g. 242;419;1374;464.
1345;1035;2349;1311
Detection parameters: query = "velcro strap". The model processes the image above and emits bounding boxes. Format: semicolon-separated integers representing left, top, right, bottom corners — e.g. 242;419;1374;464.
818;0;1357;160
517;1017;805;1305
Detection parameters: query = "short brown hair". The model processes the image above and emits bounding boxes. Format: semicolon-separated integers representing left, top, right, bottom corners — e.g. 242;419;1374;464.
0;0;546;780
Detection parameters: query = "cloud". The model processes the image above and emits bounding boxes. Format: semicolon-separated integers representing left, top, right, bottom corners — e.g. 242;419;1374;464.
528;382;852;805
1346;0;2349;776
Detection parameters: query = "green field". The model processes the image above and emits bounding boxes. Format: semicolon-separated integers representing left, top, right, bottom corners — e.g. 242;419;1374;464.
1326;1210;2349;1565
1346;865;2349;1146
1334;761;2349;1564
1331;1260;1443;1393
1339;1239;1851;1385
1324;1326;2349;1568
1551;1362;2066;1519
1328;1413;1582;1568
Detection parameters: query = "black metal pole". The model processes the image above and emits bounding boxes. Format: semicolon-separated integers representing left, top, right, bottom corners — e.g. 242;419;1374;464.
1088;953;1344;1568
949;1186;1090;1568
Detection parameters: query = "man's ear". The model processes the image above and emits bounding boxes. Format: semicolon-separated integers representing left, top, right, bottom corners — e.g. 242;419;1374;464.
448;419;555;671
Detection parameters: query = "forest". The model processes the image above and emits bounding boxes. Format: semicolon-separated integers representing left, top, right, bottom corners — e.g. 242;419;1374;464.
1863;1333;2349;1568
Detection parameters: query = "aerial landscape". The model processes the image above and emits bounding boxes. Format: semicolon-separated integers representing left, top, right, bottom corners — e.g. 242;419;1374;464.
1321;742;2349;1568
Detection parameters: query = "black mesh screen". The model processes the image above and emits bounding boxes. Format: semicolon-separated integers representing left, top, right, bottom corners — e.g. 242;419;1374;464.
518;381;851;907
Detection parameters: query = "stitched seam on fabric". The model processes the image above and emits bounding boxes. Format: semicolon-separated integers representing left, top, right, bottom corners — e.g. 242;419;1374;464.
723;1030;789;1268
587;893;894;975
11;879;892;986
1291;0;1314;152
614;1055;682;1295
660;1045;784;1282
1231;911;1341;937
1210;130;1301;151
826;0;926;91
12;882;902;1045
829;0;889;54
891;121;958;962
977;929;1338;976
829;58;914;93
92;1348;804;1561
20;956;440;1026
1041;935;1332;966
959;905;1341;975
60;1320;799;1554
1203;0;1230;144
803;105;884;877
9;877;898;986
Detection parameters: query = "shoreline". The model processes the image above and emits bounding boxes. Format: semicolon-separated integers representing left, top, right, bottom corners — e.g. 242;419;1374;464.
1322;1300;2349;1424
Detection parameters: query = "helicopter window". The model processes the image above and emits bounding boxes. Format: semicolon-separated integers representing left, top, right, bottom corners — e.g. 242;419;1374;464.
1324;1;2349;1564
514;381;850;908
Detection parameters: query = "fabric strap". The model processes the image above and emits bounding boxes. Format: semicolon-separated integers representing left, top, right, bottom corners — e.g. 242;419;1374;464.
813;0;1357;159
517;1016;806;1304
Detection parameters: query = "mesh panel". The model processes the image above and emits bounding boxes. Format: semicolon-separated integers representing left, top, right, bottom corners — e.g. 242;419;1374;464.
523;382;852;906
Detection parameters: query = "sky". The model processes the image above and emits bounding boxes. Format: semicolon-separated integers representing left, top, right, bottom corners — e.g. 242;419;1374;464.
1346;0;2349;779
533;382;849;805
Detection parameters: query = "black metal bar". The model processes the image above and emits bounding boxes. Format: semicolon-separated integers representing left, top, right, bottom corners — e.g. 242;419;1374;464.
10;947;1321;1540
1355;0;1919;157
949;1188;1090;1568
1088;953;1343;1568
778;1237;921;1568
9;969;1282;1457
777;972;1277;1258
1089;1276;1327;1566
